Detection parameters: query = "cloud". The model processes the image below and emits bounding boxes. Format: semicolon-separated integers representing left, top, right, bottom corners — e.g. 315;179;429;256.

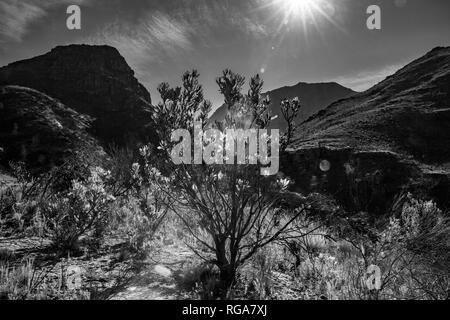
144;11;194;53
201;0;269;38
230;16;269;38
0;0;89;43
333;63;405;92
87;1;268;52
0;1;45;42
82;10;194;68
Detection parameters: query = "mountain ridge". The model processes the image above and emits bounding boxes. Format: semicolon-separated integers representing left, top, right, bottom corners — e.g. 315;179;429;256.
210;80;356;130
0;44;157;146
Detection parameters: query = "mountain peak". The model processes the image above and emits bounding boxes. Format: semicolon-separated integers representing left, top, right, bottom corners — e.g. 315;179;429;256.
0;45;156;146
47;44;127;67
427;46;450;55
6;44;127;73
281;81;347;90
210;81;356;130
51;44;119;52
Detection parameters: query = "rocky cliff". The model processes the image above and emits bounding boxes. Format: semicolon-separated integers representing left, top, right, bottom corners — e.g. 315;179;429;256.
0;45;156;146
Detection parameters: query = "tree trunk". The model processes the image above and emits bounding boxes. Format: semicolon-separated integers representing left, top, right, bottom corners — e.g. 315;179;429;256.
215;238;236;299
219;264;236;299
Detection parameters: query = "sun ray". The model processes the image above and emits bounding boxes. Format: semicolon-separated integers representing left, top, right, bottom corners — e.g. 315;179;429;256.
252;0;346;75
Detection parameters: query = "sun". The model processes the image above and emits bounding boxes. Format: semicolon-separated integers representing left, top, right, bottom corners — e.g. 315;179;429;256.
262;0;336;27
281;0;321;18
268;0;340;33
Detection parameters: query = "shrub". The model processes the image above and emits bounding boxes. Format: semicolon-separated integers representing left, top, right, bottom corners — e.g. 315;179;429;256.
0;163;47;236
324;195;450;300
372;196;450;299
0;249;15;267
0;258;57;300
114;196;165;256
178;264;220;300
243;244;281;299
142;69;306;298
108;163;168;257
0;258;90;300
42;167;115;252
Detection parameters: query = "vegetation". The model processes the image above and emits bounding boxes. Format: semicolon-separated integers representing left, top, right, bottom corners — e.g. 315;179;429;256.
0;70;449;300
141;69;317;297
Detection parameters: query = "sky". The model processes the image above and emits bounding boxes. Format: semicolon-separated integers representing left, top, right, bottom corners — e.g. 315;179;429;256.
0;0;449;109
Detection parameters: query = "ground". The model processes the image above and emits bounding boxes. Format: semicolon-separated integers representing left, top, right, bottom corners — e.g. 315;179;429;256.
0;235;199;300
111;244;196;300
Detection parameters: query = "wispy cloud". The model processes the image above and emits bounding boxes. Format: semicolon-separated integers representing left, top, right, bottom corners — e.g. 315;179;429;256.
144;11;194;53
333;63;405;92
0;1;45;42
81;1;270;68
200;0;269;39
83;10;194;67
230;15;269;38
0;0;89;43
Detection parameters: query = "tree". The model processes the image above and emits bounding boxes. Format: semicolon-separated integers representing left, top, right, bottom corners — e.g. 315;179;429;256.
141;69;306;297
280;97;301;149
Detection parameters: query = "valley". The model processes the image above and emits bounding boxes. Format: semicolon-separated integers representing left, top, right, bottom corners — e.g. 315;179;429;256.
1;44;449;301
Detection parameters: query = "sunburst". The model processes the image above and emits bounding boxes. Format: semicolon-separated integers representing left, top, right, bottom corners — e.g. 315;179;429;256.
279;0;323;20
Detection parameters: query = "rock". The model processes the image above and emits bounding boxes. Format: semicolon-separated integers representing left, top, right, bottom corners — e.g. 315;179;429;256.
163;238;175;246
154;265;172;278
66;266;84;290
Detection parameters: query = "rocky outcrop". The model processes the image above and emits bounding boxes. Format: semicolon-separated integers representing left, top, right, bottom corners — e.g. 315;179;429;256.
210;82;356;130
282;47;450;215
0;86;104;172
0;45;157;146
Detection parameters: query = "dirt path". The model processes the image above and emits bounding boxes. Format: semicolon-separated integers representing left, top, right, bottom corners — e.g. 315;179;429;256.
110;244;196;300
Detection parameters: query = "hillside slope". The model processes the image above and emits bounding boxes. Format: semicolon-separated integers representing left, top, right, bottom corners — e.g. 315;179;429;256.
282;47;450;214
0;86;104;172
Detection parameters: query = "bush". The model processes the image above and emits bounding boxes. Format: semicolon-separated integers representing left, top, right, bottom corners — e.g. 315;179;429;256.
0;163;46;236
178;264;220;300
108;163;168;257
42;167;115;252
0;258;91;300
371;196;450;299
0;249;15;267
242;245;280;299
320;195;450;300
0;258;43;300
114;196;164;256
144;69;306;298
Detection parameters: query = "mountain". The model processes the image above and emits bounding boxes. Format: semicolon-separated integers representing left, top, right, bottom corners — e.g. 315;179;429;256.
210;82;356;130
0;45;156;146
282;47;450;215
0;86;104;172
